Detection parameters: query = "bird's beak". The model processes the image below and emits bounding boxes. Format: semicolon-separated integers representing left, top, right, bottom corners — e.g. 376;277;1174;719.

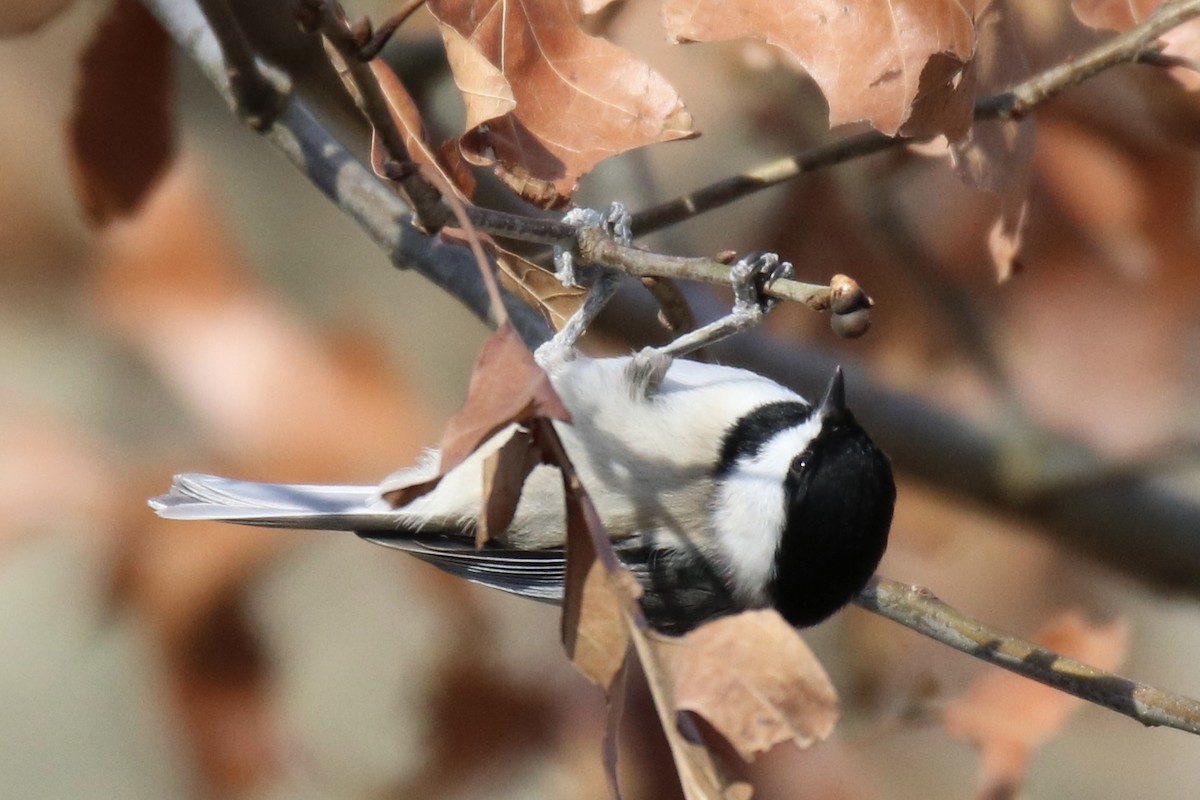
818;366;846;419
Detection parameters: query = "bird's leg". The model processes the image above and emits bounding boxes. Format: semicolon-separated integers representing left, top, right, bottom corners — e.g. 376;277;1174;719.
535;203;632;367
626;251;793;396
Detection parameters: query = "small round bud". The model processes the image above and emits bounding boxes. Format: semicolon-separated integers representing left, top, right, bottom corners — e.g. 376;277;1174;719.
831;307;872;338
829;274;872;314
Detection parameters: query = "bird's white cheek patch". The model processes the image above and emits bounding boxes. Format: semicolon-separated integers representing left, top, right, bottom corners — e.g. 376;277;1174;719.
712;475;786;606
711;421;821;607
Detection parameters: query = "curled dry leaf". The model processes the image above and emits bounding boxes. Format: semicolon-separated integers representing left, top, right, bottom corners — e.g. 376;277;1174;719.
662;0;979;135
653;610;840;762
428;0;695;208
560;463;635;690
631;624;754;800
494;247;589;330
437;228;588;334
69;0;174;225
943;611;1130;798
479;427;543;545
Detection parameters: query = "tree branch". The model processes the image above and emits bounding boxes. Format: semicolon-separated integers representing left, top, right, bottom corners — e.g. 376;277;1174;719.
856;576;1200;736
976;0;1200;121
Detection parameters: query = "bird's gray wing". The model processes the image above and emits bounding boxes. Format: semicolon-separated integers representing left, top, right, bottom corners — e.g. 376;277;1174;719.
363;534;569;602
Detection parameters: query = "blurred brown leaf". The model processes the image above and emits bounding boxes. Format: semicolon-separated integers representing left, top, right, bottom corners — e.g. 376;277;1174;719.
94;162;432;480
1071;0;1160;30
93;162;436;793
0;413;118;543
427;0;694;208
662;0;980;135
943;611;1129;799
69;0;174;225
0;0;76;36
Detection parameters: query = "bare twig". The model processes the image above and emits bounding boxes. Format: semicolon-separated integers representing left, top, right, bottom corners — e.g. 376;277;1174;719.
575;226;840;311
640;276;698;336
355;0;426;61
630;131;896;237
300;0;450;233
193;0;287;129
856;576;1200;736
976;0;1200;121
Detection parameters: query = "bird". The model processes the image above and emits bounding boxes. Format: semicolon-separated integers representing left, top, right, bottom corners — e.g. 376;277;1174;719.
150;352;895;635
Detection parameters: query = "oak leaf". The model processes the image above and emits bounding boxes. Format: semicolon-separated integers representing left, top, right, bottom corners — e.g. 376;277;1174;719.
427;0;695;208
662;0;980;136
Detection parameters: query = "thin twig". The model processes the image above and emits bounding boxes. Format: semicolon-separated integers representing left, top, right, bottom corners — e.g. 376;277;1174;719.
193;0;287;129
630;131;895;237
976;0;1200;120
301;0;450;233
356;0;426;61
856;576;1200;736
575;226;838;310
640;276;698;336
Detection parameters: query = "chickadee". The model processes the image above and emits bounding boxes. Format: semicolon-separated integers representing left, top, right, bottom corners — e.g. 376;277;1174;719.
151;354;894;634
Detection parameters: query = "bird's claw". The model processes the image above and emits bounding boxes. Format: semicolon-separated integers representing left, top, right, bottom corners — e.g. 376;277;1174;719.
730;251;793;318
554;202;632;288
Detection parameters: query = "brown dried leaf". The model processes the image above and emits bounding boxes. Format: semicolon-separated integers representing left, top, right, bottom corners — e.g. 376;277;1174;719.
654;611;840;762
441;23;516;128
902;51;978;140
437;227;587;330
494;246;588;330
385;323;570;507
438;323;569;473
479;427;542;545
69;0;174;225
369;58;477;198
662;0;978;135
560;467;633;689
943;611;1130;798
428;0;694;207
632;626;753;800
0;0;76;36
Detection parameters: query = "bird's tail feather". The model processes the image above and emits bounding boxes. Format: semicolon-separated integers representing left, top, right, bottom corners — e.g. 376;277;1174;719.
149;473;410;531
